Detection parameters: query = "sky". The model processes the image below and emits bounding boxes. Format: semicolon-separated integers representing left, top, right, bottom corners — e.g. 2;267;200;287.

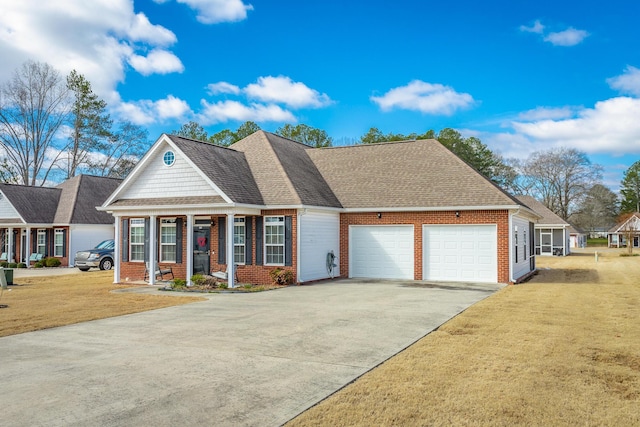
1;0;640;190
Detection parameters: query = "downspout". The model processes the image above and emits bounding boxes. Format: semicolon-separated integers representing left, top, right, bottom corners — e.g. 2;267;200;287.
113;217;120;283
296;209;303;283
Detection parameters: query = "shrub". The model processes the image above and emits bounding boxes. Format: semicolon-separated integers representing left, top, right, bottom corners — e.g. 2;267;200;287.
8;262;17;268
34;262;44;268
269;268;294;286
218;282;228;289
190;274;206;287
0;262;7;268
171;278;187;289
202;276;217;288
44;257;61;267
17;263;26;268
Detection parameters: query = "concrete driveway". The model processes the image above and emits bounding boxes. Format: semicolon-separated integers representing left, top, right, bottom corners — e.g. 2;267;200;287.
0;279;501;426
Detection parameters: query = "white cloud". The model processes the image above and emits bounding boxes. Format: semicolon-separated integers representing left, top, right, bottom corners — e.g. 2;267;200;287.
517;106;577;121
607;66;640;97
520;20;544;34
509;97;640;155
370;80;475;115
169;0;253;24
128;49;184;75
245;76;332;108
127;13;177;45
199;100;296;124
543;27;589;46
207;81;241;95
117;95;192;125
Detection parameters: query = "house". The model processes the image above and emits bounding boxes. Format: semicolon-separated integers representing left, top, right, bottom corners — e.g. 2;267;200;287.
568;226;587;249
0;175;122;266
100;131;541;287
607;212;640;248
515;195;572;256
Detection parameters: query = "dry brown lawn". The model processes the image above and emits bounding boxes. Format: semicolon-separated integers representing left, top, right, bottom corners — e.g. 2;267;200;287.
0;271;203;337
288;248;640;426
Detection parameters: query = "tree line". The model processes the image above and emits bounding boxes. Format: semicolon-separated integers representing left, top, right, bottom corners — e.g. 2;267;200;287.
0;61;148;185
1;60;638;234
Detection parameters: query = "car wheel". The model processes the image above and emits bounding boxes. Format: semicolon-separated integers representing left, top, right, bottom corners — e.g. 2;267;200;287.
99;258;113;271
78;267;90;272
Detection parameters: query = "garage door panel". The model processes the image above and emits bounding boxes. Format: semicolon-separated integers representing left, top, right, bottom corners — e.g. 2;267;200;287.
423;225;497;283
350;226;414;280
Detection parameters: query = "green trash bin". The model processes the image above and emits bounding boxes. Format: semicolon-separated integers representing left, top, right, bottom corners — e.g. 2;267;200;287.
3;269;13;286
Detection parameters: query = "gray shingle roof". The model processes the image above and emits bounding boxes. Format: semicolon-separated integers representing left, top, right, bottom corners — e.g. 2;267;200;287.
168;135;264;205
55;175;122;224
230;132;341;207
308;139;520;209
515;195;570;226
0;184;60;223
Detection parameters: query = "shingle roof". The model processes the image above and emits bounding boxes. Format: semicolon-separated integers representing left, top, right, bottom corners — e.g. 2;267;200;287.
515;195;570;226
608;212;640;233
0;184;60;223
308;139;520;209
167;135;264;205
230;132;341;207
110;196;226;207
55;175;122;224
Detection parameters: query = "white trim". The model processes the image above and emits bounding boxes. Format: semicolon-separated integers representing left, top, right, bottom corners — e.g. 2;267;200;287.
296;210;301;282
149;215;156;286
114;216;120;283
226;213;235;288
508;212;514;283
186;215;193;286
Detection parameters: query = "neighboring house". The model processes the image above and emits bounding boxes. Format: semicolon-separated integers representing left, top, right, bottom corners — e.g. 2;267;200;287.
515;195;572;256
100;131;541;287
569;226;587;249
0;175;122;266
607;213;640;248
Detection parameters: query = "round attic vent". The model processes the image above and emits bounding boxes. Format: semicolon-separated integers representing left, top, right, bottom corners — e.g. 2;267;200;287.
163;151;175;167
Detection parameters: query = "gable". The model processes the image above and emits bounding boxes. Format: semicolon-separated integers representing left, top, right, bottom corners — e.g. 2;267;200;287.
120;140;221;200
612;213;640;232
0;191;22;222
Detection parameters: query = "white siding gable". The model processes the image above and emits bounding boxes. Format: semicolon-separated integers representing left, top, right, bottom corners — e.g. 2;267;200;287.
121;141;220;200
0;192;22;220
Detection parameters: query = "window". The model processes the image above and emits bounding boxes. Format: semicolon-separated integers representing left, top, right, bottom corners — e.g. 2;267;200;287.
130;219;145;262
163;151;175;166
234;217;245;264
37;229;46;255
160;219;176;262
54;229;64;257
265;216;284;265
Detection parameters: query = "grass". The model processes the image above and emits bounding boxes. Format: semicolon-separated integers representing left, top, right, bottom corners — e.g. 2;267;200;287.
587;237;608;246
0;271;203;337
287;248;640;426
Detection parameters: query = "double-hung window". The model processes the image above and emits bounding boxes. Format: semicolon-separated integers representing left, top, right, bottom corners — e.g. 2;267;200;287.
265;216;284;265
234;217;245;264
160;219;177;262
130;219;145;262
54;229;64;257
37;229;46;256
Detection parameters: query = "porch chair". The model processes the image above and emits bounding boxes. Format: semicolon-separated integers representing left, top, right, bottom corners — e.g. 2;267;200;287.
211;264;239;282
0;252;7;261
144;262;174;282
29;253;43;262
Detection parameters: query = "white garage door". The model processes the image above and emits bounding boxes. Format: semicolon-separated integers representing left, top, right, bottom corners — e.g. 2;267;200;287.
350;225;414;279
423;225;497;283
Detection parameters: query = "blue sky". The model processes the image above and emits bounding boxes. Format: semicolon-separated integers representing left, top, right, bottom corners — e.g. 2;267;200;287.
1;0;640;190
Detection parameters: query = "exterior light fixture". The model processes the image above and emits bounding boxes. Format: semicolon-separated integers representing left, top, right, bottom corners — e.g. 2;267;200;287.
455;211;460;218
377;212;382;219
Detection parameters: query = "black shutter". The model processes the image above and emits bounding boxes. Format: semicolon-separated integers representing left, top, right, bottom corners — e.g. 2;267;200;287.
144;217;150;262
245;216;253;265
218;216;226;264
176;218;183;264
31;231;37;256
46;229;54;257
255;216;263;265
62;229;67;257
122;219;129;262
285;216;292;266
529;222;535;256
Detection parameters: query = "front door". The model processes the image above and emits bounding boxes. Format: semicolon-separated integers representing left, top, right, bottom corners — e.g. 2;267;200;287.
193;226;211;275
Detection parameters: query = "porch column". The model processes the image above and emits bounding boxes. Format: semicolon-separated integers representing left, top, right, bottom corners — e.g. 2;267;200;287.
113;217;120;284
227;213;235;288
186;214;193;286
149;215;156;285
25;228;31;267
7;227;13;263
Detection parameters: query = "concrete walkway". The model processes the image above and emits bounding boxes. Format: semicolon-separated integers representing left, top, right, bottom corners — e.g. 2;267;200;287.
0;279;502;426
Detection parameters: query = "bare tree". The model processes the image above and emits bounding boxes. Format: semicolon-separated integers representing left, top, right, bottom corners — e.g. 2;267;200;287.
87;121;149;178
519;148;603;221
0;61;70;185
